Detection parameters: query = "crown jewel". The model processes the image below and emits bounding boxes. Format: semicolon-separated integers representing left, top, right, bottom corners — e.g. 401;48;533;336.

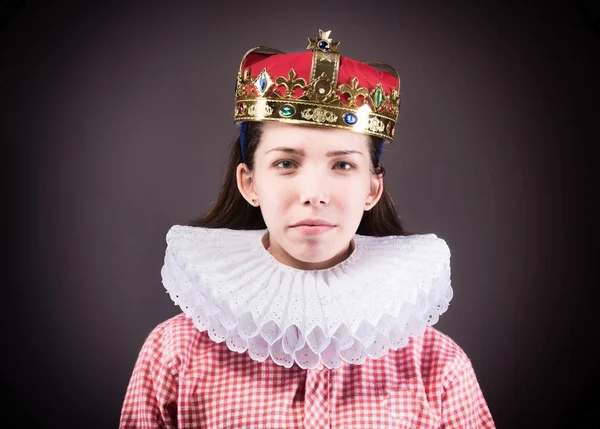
307;29;341;53
234;30;401;141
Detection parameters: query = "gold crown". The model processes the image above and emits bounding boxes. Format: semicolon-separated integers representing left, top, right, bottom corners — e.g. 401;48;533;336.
234;30;401;142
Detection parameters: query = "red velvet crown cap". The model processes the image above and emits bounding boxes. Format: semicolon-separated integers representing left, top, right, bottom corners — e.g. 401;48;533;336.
242;51;399;97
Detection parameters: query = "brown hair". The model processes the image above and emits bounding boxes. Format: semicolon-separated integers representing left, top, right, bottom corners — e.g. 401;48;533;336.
186;122;409;236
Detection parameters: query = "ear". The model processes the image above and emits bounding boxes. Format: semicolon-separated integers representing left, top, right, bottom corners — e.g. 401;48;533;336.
365;172;384;211
236;163;259;206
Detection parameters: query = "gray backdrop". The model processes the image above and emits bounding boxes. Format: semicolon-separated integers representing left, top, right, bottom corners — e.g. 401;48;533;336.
1;1;597;428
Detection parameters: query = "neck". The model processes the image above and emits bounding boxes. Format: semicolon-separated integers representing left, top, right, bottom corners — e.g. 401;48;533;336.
265;235;354;270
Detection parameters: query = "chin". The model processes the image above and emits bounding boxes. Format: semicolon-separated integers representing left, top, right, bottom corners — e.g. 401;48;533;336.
289;242;339;264
293;251;331;264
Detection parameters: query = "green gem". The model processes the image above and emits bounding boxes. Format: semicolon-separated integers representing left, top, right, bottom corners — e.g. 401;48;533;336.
374;88;384;107
279;104;295;117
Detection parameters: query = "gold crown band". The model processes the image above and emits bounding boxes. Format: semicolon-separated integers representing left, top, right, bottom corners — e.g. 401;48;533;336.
235;98;394;140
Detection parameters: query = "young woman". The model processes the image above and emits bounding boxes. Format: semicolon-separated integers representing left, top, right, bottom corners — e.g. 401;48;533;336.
120;30;495;428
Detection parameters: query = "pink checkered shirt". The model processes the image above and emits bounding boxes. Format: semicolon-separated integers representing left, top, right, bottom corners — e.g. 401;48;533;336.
120;313;495;428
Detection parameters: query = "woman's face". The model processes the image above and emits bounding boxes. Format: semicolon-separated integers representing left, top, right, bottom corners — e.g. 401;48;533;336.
237;122;383;270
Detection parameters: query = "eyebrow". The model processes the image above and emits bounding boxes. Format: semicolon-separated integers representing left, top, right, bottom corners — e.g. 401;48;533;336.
264;147;364;157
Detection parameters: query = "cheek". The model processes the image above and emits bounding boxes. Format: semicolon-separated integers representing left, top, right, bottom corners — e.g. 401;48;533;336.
255;176;294;210
331;177;369;206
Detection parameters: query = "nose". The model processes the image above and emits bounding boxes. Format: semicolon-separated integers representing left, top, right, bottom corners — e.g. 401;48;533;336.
299;172;329;206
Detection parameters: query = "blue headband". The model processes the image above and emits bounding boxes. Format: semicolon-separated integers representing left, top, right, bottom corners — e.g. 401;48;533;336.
239;122;249;162
376;139;384;162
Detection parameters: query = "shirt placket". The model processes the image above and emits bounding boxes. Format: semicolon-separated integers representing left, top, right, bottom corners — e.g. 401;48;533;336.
303;364;330;429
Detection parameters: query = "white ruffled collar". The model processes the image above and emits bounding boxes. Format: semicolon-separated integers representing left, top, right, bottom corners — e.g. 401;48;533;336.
161;225;453;370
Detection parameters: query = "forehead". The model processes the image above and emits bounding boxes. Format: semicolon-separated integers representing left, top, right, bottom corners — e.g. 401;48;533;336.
259;122;369;153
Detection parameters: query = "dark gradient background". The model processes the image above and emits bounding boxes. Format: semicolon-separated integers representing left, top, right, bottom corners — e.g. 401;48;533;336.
1;1;597;428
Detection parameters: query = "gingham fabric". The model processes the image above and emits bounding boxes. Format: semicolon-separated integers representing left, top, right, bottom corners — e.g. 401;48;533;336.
120;313;495;428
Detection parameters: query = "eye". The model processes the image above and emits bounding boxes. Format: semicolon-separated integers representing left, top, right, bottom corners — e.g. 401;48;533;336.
275;160;297;169
334;161;354;170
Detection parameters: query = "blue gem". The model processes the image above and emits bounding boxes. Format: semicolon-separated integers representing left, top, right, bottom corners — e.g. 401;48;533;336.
259;74;267;91
344;113;357;125
318;40;329;50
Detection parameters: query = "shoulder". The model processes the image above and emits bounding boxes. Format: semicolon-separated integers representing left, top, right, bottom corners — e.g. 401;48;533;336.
139;313;213;370
419;326;469;363
409;326;473;388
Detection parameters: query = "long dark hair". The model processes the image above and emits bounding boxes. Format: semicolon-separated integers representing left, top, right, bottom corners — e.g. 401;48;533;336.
187;122;409;236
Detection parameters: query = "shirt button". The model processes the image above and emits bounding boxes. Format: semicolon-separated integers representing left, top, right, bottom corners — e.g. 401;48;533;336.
316;362;324;370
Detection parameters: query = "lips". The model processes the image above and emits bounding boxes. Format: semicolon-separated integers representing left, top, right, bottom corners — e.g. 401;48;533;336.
289;219;335;227
289;219;336;236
